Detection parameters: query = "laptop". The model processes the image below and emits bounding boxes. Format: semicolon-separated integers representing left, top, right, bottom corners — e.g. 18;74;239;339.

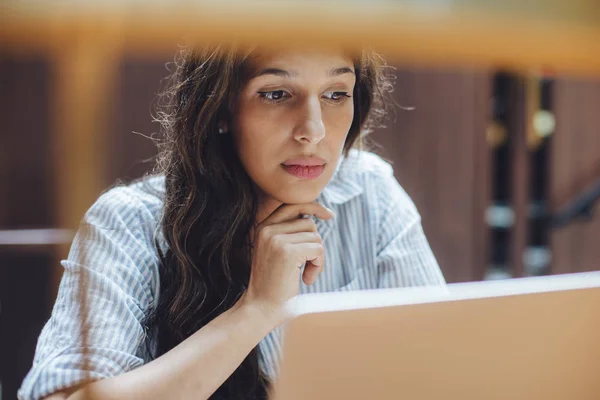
272;272;600;400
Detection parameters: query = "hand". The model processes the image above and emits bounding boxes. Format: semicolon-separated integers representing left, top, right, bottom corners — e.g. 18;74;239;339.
241;203;334;319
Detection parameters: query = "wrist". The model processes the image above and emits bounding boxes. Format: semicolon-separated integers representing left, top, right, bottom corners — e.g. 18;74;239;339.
236;294;284;331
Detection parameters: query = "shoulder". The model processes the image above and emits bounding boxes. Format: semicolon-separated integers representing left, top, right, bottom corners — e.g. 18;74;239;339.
79;175;166;265
335;150;417;215
72;176;166;304
85;175;165;231
340;149;393;178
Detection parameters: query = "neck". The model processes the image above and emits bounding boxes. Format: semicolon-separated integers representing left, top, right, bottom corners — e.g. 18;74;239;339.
255;195;282;226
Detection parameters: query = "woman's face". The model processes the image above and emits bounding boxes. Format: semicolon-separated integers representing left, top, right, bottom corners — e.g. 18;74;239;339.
232;50;356;214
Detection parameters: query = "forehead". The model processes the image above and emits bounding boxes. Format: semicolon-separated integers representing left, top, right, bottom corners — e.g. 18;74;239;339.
246;49;355;76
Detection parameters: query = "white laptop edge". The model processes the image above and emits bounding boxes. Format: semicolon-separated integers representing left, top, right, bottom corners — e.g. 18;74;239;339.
285;271;600;317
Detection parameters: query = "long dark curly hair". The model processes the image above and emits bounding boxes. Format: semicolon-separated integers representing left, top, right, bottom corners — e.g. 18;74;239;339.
151;45;392;399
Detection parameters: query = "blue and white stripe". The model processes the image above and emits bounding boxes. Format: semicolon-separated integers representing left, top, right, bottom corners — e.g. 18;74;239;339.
18;150;445;399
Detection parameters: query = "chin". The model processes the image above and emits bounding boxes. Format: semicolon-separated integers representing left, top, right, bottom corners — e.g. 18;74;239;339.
272;187;323;205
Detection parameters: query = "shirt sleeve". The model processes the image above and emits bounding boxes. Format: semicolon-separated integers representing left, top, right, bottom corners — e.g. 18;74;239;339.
18;187;159;400
375;173;446;289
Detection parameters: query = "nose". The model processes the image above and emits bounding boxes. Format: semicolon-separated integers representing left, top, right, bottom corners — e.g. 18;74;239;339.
292;97;326;145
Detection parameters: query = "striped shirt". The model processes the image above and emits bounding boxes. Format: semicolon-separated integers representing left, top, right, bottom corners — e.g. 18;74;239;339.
18;150;445;400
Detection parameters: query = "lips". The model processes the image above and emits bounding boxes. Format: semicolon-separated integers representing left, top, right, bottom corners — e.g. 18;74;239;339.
281;157;327;179
282;164;326;179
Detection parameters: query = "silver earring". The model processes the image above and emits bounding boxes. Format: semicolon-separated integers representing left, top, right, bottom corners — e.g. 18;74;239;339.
218;122;228;134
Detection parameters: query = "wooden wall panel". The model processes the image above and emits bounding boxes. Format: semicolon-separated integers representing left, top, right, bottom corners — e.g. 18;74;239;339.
551;78;600;274
0;250;54;400
106;57;168;184
0;56;9;226
0;53;54;400
0;54;54;228
371;66;491;283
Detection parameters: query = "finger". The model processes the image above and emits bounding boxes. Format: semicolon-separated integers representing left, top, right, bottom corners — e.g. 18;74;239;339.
290;242;324;267
291;242;324;285
284;231;322;244
261;219;318;238
303;257;324;285
263;202;334;226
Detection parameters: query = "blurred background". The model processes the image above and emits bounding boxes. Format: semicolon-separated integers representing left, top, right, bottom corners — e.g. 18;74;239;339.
2;1;600;399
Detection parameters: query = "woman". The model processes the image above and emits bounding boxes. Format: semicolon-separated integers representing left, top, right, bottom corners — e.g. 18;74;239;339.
19;46;445;400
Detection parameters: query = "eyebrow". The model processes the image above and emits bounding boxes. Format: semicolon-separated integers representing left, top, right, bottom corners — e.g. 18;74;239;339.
328;67;355;77
252;66;355;79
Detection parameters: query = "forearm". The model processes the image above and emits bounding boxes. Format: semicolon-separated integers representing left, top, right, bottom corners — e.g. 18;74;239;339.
61;300;279;400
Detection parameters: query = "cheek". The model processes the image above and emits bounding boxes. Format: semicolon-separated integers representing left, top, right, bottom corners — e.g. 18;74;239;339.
233;104;291;169
323;103;355;147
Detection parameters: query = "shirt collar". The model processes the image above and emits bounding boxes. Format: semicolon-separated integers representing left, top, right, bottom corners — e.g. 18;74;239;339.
318;152;364;207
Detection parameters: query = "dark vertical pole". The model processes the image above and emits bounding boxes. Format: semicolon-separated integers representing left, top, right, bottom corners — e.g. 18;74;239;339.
509;77;529;278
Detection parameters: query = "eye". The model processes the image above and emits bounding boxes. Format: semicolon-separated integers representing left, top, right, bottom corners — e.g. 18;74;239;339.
257;90;291;104
323;91;352;104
